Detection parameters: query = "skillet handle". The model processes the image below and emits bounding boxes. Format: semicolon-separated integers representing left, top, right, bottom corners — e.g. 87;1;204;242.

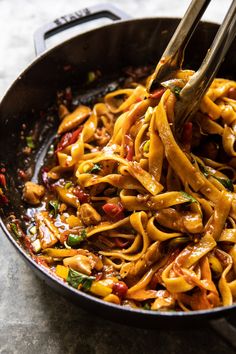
34;4;131;56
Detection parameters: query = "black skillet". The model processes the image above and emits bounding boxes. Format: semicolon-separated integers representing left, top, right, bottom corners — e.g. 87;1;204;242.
1;4;236;339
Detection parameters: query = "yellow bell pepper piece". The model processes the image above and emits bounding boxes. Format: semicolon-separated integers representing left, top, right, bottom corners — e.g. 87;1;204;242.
90;281;112;297
103;294;121;305
56;265;69;280
66;215;82;228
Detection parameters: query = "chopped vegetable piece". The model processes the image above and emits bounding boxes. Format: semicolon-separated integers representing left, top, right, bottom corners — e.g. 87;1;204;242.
143;303;151;310
173;86;182;97
112;281;128;298
55;265;69;280
102;202;124;221
26;136;35;149
73;187;90;203
65;181;73;189
67;230;87;247
143;140;150;153
56;127;82;152
31;239;41;253
66;215;82;228
103;294;121;304
29;225;37;235
10;222;22;238
67;268;95;290
90;163;101;173
90;281;112;297
49;200;59;217
181;191;197;204
0;188;9;204
0;174;6;188
212;176;234;192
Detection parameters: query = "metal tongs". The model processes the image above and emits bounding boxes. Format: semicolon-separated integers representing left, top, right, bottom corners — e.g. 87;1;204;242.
147;0;236;138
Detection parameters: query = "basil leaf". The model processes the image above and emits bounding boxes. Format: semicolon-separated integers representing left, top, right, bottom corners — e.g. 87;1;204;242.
212;176;234;192
181;191;197;203
49;200;59;217
90;163;101;174
173;86;182;97
198;164;234;191
67;268;95;290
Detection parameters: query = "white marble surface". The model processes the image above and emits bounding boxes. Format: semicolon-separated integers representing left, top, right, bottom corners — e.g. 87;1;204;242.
0;1;234;353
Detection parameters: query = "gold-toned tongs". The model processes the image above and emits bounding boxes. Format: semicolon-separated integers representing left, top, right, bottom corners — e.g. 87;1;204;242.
147;0;236;137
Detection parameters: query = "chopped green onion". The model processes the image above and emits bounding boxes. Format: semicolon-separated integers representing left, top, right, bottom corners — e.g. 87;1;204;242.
181;191;197;203
10;222;22;238
87;71;96;83
67;230;87;247
29;225;37;235
90;163;101;174
65;181;73;189
26;136;35;149
143;140;150;153
49;200;59;217
173;86;182;97
67;268;95;290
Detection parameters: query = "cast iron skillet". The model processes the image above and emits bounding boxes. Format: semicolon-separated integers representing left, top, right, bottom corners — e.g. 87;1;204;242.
1;4;236;336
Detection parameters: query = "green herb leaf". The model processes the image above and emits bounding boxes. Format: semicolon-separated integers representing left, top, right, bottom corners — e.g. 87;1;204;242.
143;140;150;153
67;230;87;247
49;200;59;217
181;191;197;204
199;163;209;177
212;176;234;192
67;268;95;290
26;136;35;149
65;181;73;189
10;222;22;238
173;86;182;98
90;163;101;174
143;303;151;310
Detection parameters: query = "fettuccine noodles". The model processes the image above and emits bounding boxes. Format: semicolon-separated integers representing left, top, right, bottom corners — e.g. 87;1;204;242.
21;68;236;311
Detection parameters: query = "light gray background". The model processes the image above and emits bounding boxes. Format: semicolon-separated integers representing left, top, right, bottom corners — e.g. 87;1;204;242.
0;0;234;353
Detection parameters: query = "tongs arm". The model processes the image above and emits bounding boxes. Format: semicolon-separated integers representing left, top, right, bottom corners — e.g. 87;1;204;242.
147;0;211;91
175;0;236;134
